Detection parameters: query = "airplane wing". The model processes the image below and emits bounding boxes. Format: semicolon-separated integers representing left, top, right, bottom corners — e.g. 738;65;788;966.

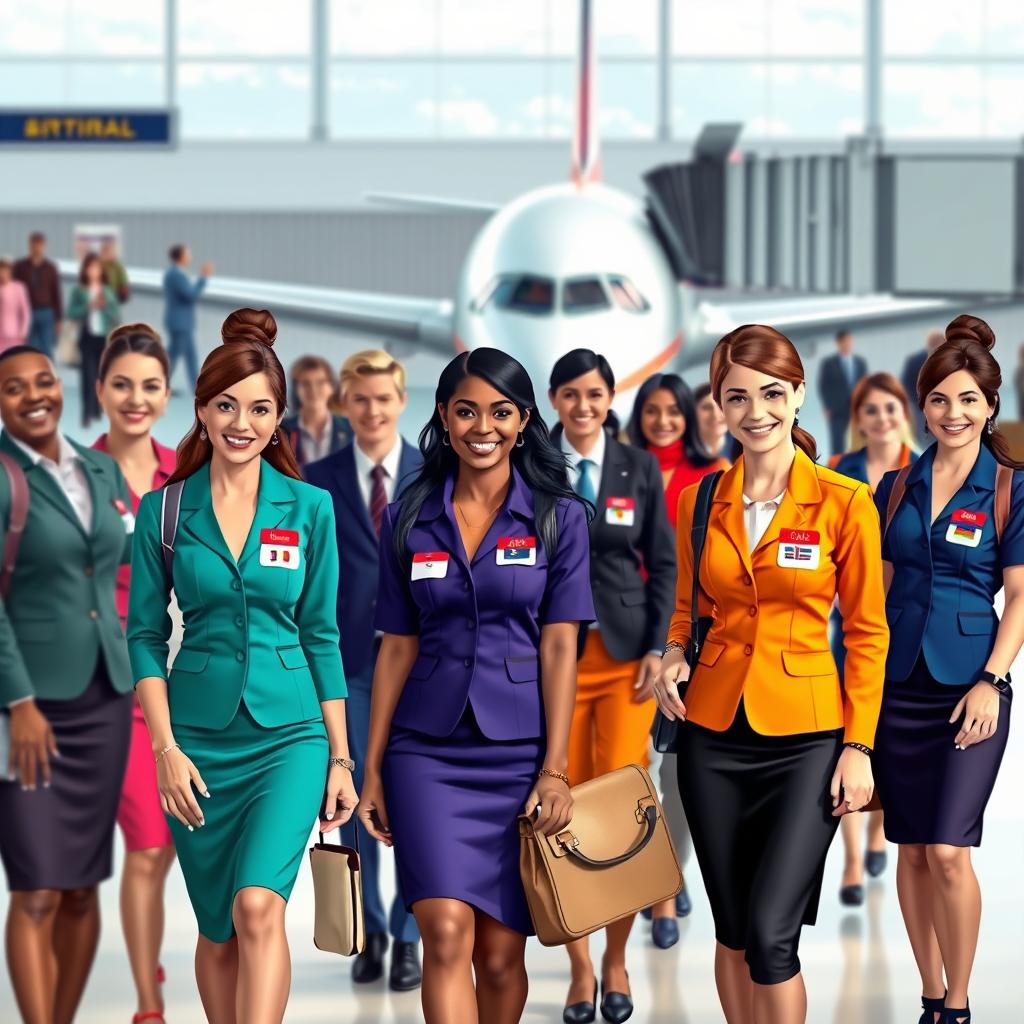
57;259;456;349
363;192;501;215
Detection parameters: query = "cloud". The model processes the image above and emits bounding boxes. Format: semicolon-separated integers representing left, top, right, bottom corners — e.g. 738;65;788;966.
415;98;500;136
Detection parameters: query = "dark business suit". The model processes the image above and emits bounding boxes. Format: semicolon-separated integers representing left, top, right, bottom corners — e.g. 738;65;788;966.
304;439;421;942
818;351;868;456
280;413;351;473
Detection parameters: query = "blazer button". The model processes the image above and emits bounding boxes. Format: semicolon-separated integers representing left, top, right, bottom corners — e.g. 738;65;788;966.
743;644;753;656
231;579;242;591
749;606;757;617
234;615;244;628
89;609;98;620
743;575;752;586
84;566;94;577
466;619;475;629
463;657;473;667
236;651;245;663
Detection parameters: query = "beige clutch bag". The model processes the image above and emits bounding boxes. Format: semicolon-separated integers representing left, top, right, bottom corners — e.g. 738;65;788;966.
518;763;682;946
309;828;365;956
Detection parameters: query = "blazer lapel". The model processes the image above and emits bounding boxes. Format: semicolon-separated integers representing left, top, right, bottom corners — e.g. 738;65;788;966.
752;449;821;560
470;467;535;566
179;463;237;570
0;433;87;540
238;462;297;569
711;457;753;579
332;446;376;544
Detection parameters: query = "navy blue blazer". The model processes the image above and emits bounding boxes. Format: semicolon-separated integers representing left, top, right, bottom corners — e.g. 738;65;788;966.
833;445;917;486
280;414;351;471
305;439;422;677
876;443;1024;685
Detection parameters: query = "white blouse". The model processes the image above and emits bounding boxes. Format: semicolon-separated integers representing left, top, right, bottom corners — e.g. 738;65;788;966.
742;490;786;553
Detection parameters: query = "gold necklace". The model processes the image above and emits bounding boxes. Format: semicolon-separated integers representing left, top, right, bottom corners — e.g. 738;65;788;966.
455;499;502;530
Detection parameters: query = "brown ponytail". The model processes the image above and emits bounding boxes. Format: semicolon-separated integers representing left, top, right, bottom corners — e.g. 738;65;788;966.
917;314;1024;471
166;308;303;485
709;324;818;461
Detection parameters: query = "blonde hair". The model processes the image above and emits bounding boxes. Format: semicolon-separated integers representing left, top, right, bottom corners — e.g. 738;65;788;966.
340;349;406;398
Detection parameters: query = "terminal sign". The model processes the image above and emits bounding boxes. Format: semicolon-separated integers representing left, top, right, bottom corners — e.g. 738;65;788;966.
0;111;173;145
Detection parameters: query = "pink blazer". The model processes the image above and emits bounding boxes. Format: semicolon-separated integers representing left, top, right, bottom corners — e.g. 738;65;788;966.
0;280;31;350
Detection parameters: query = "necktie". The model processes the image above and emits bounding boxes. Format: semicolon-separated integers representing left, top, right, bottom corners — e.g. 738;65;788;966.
575;458;597;505
369;464;388;535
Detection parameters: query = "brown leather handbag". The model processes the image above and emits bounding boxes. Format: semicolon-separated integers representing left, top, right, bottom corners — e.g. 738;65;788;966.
518;764;682;946
309;828;365;956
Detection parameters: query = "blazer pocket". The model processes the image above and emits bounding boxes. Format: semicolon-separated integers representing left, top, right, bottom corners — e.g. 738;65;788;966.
277;645;309;670
957;611;994;636
407;654;439;680
505;655;539;683
782;650;836;677
619;588;647;607
697;639;725;667
14;618;57;643
173;649;210;674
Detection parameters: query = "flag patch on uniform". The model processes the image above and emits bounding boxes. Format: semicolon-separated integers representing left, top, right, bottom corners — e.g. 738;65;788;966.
497;536;537;565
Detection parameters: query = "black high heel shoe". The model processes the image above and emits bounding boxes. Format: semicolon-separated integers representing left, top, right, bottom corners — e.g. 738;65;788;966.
600;971;633;1023
941;1003;970;1024
563;980;598;1024
918;993;945;1024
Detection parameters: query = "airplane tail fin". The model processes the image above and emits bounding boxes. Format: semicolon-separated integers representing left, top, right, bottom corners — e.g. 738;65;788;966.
571;0;601;187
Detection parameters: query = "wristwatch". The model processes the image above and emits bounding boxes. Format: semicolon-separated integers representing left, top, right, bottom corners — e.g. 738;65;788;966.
979;670;1011;693
328;756;356;771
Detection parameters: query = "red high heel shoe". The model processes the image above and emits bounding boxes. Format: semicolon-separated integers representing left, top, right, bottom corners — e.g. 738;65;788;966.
156;965;166;985
132;1014;165;1023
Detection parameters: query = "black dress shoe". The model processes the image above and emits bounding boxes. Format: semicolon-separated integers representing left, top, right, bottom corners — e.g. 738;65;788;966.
600;974;633;1023
352;933;387;984
865;849;888;877
676;883;692;918
839;884;864;907
563;980;597;1023
389;941;422;991
651;916;679;949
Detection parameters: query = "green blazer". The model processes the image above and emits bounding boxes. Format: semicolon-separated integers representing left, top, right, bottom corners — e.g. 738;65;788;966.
127;460;346;730
66;284;120;335
0;431;133;705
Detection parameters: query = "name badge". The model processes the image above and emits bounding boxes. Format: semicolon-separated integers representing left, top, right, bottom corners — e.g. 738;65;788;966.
113;498;135;535
497;536;537;565
777;528;821;570
947;510;984;547
259;527;300;570
411;552;449;580
605;496;635;526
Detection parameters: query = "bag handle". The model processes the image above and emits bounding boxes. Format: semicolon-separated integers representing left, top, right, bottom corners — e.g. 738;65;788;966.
555;804;658;868
687;469;724;663
0;453;29;601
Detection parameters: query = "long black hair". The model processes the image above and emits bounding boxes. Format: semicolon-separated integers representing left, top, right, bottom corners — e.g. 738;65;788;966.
547;348;621;440
395;349;588;560
627;372;716;468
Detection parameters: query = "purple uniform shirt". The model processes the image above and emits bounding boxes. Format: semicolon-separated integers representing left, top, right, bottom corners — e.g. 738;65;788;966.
374;468;595;741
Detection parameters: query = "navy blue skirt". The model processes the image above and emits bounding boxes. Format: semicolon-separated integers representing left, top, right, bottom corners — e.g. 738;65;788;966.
382;707;544;935
875;658;1011;847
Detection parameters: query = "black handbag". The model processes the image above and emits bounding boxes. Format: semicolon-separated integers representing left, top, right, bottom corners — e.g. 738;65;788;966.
652;469;723;754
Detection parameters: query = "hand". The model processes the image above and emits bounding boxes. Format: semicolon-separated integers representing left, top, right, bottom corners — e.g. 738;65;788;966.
830;747;874;816
320;763;358;832
951;681;1001;749
652;651;690;722
200;262;214;277
9;700;58;789
356;773;392;847
89;293;105;309
632;653;662;704
156;746;210;831
524;773;573;837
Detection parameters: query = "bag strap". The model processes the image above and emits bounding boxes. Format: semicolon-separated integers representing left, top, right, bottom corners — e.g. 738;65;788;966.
0;453;30;602
994;464;1012;542
688;470;724;661
160;480;185;580
556;803;657;868
884;465;912;540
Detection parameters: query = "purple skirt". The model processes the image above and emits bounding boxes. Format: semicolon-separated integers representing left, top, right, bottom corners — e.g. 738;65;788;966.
382;707;543;935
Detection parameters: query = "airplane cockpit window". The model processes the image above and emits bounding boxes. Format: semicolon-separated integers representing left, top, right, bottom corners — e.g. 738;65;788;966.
476;275;555;315
562;277;610;315
607;275;650;313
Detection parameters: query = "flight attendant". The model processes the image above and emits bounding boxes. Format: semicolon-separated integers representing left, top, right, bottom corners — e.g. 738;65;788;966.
0;345;135;1024
127;309;357;1024
626;372;729;946
357;349;594;1024
829;372;916;907
93;323;178;1024
653;324;887;1024
549;350;676;1019
873;315;1024;1024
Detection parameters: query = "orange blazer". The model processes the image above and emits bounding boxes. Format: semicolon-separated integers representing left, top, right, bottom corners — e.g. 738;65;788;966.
668;448;888;747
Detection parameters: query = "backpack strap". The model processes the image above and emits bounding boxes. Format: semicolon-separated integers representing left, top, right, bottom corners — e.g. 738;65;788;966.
994;463;1013;542
884;465;912;540
0;453;29;602
688;469;724;661
160;480;185;580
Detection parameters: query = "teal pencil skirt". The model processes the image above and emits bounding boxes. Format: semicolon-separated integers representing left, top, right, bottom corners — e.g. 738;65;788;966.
169;703;328;942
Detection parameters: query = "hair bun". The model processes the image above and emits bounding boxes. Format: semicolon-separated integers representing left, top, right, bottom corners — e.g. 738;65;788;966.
945;314;995;352
221;308;277;349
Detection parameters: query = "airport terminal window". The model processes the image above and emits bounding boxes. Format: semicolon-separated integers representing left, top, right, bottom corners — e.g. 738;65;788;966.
179;2;311;55
607;276;650;313
477;276;555;316
0;1;164;56
563;278;611;315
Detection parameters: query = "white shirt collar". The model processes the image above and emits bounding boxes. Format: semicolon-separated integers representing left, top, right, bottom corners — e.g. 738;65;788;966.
353;435;402;481
560;428;606;472
9;432;80;470
742;489;786;510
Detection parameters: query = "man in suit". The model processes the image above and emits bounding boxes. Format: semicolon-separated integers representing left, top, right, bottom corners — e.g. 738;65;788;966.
162;244;213;393
901;329;944;447
818;328;868;456
305;349;423;991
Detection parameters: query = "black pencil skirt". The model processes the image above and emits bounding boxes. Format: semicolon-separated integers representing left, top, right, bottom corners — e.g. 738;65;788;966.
0;661;131;892
677;701;844;985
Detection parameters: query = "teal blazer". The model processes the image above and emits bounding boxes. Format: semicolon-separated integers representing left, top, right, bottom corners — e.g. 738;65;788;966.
127;460;347;730
0;430;133;705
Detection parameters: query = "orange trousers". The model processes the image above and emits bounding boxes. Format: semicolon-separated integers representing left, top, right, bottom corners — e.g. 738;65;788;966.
567;631;655;786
